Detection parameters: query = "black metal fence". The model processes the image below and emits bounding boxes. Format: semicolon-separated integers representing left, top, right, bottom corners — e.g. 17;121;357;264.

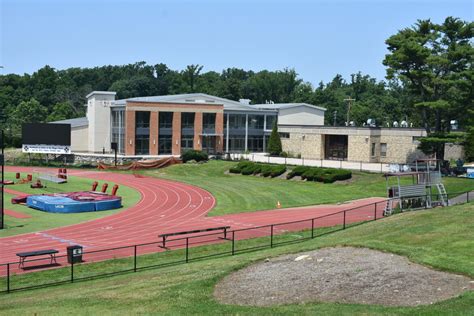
0;191;471;294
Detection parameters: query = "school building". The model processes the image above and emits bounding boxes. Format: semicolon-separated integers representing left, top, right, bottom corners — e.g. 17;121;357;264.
54;91;426;163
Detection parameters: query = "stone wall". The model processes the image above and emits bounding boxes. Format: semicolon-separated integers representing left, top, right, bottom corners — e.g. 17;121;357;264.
444;143;465;160
379;135;423;164
281;132;323;159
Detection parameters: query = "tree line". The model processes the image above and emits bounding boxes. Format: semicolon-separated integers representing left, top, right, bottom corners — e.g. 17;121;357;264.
0;16;472;150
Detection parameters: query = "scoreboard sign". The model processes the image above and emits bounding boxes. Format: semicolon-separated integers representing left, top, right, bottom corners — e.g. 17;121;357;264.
22;123;71;154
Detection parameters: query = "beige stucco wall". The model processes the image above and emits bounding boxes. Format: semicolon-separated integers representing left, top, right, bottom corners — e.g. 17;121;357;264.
71;126;89;152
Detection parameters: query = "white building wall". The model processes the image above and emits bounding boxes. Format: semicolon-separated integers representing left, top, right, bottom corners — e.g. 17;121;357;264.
71;126;89;152
278;106;325;126
86;91;116;153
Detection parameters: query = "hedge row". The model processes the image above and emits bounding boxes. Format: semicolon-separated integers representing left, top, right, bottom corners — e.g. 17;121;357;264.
286;166;352;183
181;150;209;163
229;161;287;178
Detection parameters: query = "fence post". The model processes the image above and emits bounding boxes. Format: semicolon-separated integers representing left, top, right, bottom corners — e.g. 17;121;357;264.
360;161;362;172
321;159;323;167
374;202;377;220
7;263;10;293
285;157;287;165
468;191;470;203
302;157;304;166
268;156;270;163
380;163;383;173
232;231;235;255
340;160;342;169
311;219;314;238
270;225;274;248
343;211;346;229
185;238;189;263
70;260;74;283
134;245;137;272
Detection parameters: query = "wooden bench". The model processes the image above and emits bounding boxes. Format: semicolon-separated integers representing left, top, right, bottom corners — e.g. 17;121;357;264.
16;249;59;268
158;226;231;249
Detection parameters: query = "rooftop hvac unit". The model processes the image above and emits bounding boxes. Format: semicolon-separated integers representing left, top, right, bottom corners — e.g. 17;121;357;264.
393;121;399;128
450;120;458;130
401;120;408;128
366;119;376;127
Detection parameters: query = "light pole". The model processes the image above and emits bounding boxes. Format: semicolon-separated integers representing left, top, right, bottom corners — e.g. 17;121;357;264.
0;113;4;229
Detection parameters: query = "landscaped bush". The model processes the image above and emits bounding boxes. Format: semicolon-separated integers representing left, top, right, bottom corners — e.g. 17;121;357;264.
181;150;209;163
228;161;286;177
288;166;352;183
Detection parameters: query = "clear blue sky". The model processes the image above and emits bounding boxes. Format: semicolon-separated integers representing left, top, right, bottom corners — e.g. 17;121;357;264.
1;0;472;85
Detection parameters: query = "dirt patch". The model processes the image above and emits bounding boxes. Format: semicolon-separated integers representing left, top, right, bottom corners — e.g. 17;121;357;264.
214;247;473;307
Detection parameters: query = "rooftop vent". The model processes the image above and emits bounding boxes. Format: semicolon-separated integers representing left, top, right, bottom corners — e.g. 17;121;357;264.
239;99;251;105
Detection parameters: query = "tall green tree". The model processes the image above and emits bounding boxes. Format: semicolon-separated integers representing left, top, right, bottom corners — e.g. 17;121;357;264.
267;122;282;156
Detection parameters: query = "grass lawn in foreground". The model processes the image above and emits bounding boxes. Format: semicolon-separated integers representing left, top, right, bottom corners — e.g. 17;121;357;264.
0;172;141;237
142;160;474;216
0;202;472;315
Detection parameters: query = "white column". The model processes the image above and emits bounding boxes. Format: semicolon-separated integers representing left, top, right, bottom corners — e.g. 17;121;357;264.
225;113;229;153
244;114;248;152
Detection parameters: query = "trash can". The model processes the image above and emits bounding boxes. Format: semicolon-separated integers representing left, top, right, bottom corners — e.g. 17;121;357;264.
67;245;83;264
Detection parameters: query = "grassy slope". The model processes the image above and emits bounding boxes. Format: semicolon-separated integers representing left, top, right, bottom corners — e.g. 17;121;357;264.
0;202;473;315
142;160;474;216
0;172;141;237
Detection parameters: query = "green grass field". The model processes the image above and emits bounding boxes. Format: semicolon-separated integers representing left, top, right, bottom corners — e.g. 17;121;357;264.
0;202;472;315
0;172;141;237
142;160;474;216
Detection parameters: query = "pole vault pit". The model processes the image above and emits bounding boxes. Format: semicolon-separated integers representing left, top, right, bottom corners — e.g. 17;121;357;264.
324;135;348;160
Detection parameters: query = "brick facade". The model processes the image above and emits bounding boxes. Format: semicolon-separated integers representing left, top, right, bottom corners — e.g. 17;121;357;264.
172;112;182;156
125;110;136;156
149;111;159;155
194;112;203;151
215;112;224;152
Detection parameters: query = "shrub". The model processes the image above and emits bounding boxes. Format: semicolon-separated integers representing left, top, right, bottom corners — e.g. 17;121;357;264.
270;165;287;178
287;166;310;179
181;150;209;163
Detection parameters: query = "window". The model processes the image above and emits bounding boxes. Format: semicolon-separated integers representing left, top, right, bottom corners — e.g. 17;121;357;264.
371;143;376;157
248;115;264;130
203;113;216;130
229;114;246;129
135;135;149;155
181;113;195;129
265;115;277;130
136;111;150;128
279;132;290;139
159;112;173;128
181;137;194;152
158;135;172;154
380;143;387;157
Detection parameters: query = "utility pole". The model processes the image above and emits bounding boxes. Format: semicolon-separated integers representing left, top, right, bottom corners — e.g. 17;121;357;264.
344;97;356;126
333;110;337;126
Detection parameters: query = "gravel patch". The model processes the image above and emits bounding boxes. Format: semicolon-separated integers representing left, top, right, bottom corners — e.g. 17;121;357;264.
214;247;473;307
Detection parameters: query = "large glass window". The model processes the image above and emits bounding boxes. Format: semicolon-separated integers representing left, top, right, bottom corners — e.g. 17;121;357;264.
135;135;149;155
159;135;172;154
265;115;277;130
111;109;125;154
159;112;173;128
181;136;194;152
181;113;195;129
229;136;246;152
136;111;150;128
248;115;264;130
248;136;264;152
229;114;246;129
135;111;150;155
203;113;216;130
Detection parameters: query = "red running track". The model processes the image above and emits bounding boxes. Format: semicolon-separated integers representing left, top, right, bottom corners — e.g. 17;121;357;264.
0;167;385;275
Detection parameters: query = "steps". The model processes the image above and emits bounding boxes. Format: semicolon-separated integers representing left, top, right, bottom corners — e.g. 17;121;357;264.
436;183;448;206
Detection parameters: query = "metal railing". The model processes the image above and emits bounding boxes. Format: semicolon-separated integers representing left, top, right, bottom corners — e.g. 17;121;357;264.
0;191;471;294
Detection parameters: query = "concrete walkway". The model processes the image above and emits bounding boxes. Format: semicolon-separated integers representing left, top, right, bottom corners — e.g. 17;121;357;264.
448;191;474;206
